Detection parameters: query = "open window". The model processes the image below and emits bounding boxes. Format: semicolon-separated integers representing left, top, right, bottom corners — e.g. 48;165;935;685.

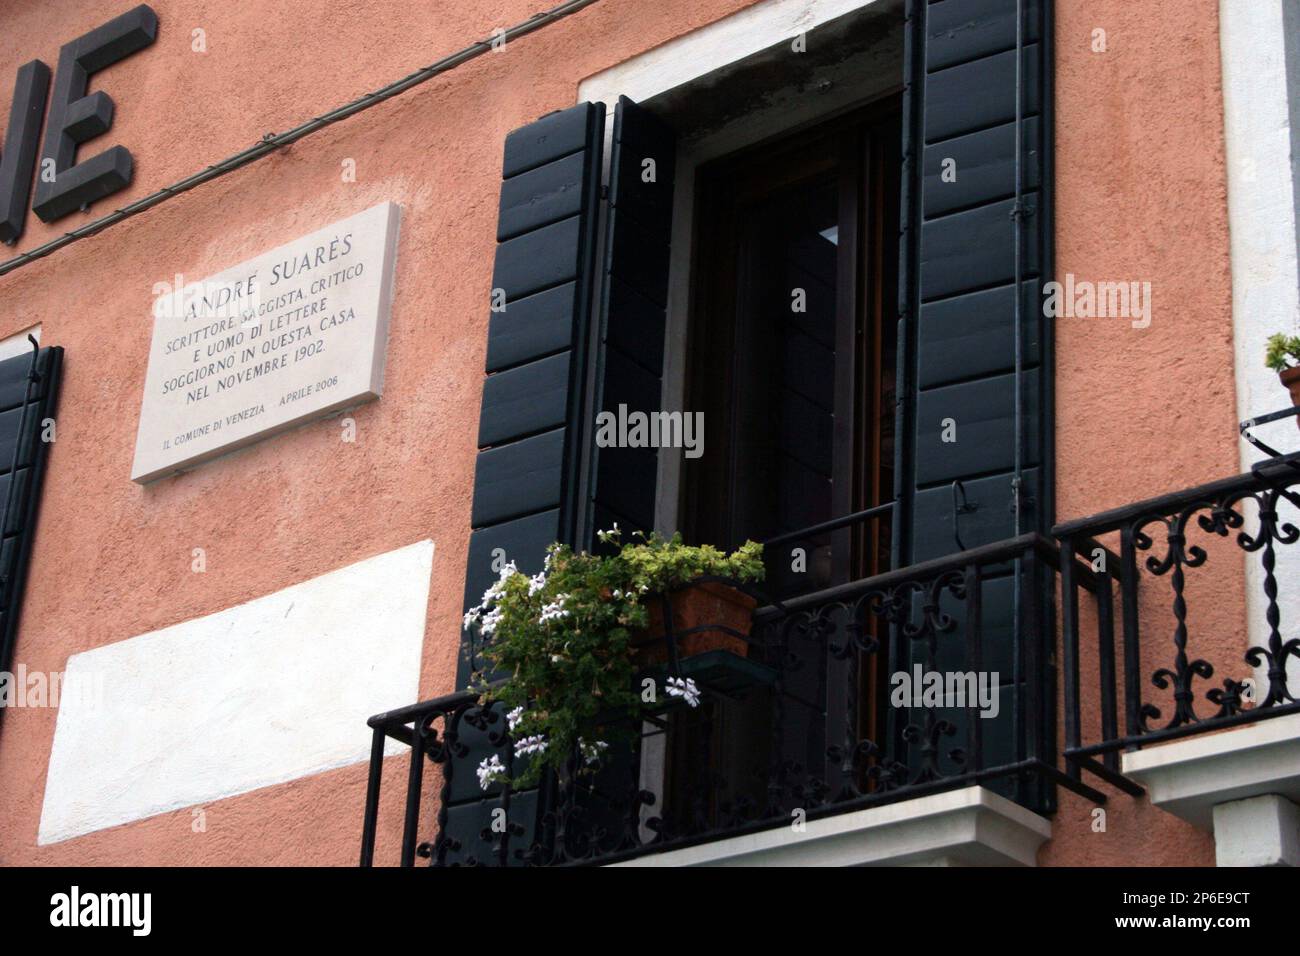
682;102;901;598
638;100;903;822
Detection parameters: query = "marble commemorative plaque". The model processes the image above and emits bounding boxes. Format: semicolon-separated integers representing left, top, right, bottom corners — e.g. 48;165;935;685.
131;202;400;482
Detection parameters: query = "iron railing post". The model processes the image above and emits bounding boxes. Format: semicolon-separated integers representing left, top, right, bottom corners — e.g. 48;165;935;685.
963;561;983;773
1119;527;1143;744
399;718;426;867
1059;538;1081;782
1095;558;1119;773
359;725;386;866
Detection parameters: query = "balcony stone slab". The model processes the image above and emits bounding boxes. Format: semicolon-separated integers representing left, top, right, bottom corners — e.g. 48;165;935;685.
1121;713;1300;866
607;785;1050;867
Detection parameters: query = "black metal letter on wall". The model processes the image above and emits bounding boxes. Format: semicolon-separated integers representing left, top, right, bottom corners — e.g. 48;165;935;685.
0;62;51;245
31;4;158;224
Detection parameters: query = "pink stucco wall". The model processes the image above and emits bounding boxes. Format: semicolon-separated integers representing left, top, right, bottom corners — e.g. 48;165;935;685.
0;0;1248;866
0;0;759;868
1045;0;1240;866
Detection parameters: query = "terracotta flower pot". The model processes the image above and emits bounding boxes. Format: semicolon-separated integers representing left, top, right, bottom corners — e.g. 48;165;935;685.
1282;367;1300;427
633;581;756;665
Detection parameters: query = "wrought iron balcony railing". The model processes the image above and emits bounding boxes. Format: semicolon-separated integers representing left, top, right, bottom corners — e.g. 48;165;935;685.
1055;453;1300;794
360;533;1100;866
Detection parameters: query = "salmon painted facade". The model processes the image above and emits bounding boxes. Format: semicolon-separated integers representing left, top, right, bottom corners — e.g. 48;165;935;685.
0;0;1296;868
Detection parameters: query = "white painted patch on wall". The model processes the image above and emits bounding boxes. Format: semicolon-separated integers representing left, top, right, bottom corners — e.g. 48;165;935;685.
37;538;433;845
1221;0;1300;454
0;324;41;363
1220;0;1300;692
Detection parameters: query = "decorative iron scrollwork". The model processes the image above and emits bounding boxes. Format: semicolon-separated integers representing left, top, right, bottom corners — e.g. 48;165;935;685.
1130;483;1300;732
365;540;1058;866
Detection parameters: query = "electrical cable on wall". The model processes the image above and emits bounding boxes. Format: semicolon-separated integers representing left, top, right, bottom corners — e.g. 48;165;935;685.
0;0;601;278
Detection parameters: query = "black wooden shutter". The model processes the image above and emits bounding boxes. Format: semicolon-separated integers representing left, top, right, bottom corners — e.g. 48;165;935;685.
459;102;606;686
565;96;677;849
896;0;1053;806
442;104;604;866
587;95;676;543
443;99;676;865
0;345;63;699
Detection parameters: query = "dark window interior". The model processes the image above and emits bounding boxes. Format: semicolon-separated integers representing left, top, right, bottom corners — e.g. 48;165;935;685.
658;98;903;821
684;99;902;599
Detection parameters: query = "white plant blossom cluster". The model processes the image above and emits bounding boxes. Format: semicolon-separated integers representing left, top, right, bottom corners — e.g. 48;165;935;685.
475;705;622;791
476;753;506;789
475;676;706;790
462;560;516;634
474;728;612;791
461;558;573;635
666;676;701;708
514;734;548;758
465;529;732;791
539;596;569;622
578;738;609;765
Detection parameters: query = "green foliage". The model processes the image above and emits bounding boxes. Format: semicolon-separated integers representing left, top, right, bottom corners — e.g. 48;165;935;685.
1265;332;1300;373
464;528;763;789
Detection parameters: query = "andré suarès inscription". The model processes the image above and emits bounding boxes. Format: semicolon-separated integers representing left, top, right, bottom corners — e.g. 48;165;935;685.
131;202;400;483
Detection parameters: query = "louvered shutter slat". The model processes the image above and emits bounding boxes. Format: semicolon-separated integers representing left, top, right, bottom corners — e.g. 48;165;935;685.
442;103;604;866
0;346;63;698
898;0;1053;810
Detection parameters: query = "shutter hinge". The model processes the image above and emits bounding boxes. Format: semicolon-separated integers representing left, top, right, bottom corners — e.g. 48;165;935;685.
1009;475;1035;515
1009;201;1035;224
951;480;979;552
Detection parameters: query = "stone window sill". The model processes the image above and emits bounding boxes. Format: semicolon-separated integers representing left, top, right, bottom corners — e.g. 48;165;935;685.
607;785;1051;867
1122;713;1300;866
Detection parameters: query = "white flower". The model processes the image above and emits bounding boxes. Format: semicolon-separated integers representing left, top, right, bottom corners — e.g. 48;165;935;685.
539;595;570;623
480;579;505;609
665;676;701;708
479;606;504;637
497;560;518;580
462;607;481;631
527;571;547;596
506;706;524;731
596;523;621;544
578;738;609;765
476;754;506;790
514;734;548;758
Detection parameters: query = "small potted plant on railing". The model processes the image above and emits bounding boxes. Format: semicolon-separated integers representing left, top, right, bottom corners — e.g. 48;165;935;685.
463;527;763;789
1265;332;1300;419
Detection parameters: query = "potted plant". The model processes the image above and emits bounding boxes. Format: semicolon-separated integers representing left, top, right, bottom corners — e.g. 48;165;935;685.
463;527;763;789
1265;332;1300;417
634;579;757;665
